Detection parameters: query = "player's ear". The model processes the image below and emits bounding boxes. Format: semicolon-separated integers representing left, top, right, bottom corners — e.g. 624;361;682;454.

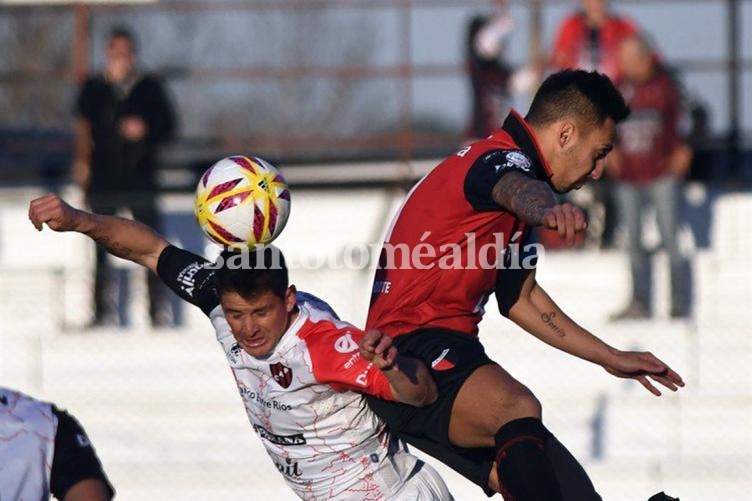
285;285;297;313
558;120;576;150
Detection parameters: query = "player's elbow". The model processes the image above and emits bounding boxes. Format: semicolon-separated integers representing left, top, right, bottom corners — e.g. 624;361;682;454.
136;238;171;274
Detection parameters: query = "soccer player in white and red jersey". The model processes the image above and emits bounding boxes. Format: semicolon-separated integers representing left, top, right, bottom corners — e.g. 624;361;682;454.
29;194;453;501
366;70;685;500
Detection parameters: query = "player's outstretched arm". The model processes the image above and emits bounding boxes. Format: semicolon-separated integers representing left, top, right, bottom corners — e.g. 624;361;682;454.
28;193;169;273
508;272;685;396
359;329;437;407
492;171;587;246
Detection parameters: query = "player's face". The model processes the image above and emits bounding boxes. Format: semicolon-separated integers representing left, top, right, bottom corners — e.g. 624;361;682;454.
551;118;615;193
220;287;297;358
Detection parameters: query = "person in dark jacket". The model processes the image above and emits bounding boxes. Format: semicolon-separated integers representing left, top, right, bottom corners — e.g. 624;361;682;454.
74;26;177;328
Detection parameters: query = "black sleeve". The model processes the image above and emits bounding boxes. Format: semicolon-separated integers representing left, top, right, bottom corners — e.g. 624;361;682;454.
464;149;540;212
156;245;220;316
50;407;114;501
495;229;539;317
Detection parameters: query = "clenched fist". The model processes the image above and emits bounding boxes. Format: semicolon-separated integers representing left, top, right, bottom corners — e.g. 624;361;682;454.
28;193;85;233
542;203;587;247
359;329;399;372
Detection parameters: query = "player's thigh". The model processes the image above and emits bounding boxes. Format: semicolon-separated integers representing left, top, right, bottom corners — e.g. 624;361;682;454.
449;363;541;448
391;461;455;501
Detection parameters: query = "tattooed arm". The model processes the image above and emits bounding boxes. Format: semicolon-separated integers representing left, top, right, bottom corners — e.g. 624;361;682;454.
29;193;169;273
507;271;685;396
492;171;557;225
491;171;587;245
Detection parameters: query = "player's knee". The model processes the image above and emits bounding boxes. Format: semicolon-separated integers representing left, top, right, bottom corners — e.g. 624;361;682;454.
498;387;542;421
513;390;542;418
481;388;542;438
478;385;542;434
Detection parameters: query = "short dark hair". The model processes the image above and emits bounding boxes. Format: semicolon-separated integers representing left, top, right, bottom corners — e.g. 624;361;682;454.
108;25;138;52
215;246;289;301
525;70;630;129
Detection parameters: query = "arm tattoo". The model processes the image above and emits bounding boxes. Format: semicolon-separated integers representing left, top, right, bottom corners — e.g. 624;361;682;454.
541;311;566;338
87;226;137;261
83;215;157;263
492;171;557;225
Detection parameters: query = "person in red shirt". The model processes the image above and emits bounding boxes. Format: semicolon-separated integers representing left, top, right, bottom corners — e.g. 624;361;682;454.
366;70;685;500
550;0;637;83
609;34;693;320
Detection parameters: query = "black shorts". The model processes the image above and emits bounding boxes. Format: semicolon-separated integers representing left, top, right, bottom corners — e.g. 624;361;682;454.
366;327;497;496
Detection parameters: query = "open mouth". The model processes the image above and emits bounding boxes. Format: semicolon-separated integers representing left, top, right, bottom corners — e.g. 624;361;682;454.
242;336;266;349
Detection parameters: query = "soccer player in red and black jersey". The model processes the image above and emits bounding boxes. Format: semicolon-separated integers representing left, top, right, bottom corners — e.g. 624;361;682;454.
366;70;685;500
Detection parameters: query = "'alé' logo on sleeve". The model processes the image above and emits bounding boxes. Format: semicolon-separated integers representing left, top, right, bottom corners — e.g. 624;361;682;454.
334;332;358;354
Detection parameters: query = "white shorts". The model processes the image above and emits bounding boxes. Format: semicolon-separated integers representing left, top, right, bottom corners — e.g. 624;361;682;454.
391;460;454;501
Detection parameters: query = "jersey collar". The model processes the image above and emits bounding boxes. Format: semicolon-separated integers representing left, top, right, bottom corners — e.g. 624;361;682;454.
500;110;554;179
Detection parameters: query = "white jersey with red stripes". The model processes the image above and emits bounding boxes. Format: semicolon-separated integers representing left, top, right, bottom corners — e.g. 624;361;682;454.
209;293;419;500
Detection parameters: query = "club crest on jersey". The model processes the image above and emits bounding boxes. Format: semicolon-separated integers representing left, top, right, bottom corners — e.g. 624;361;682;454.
504;151;532;172
270;362;293;388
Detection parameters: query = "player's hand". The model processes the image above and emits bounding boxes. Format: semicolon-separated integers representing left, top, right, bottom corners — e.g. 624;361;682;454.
359;329;398;371
602;349;685;396
542;203;587;247
28;193;85;232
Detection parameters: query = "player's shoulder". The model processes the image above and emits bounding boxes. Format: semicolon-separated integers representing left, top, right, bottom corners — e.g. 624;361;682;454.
296;291;339;319
0;387;45;407
470;147;538;180
295;297;361;355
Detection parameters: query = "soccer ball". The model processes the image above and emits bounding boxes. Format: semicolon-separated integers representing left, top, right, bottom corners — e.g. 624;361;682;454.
194;155;291;248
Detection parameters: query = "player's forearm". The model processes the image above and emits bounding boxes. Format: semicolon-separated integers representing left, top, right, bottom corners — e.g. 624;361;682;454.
75;211;169;273
383;356;438;407
492;171;558;225
508;282;617;366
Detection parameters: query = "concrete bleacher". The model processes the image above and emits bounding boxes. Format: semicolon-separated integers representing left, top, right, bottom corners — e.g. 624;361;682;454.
1;184;751;500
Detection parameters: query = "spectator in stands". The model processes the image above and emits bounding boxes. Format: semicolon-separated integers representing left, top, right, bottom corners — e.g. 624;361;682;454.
465;7;515;141
0;387;114;501
549;0;638;248
74;26;177;328
609;34;693;320
550;0;637;83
